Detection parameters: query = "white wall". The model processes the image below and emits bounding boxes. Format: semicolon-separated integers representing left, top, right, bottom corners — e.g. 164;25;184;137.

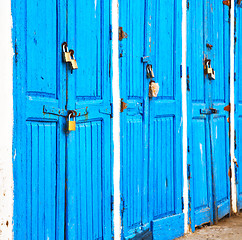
0;0;14;239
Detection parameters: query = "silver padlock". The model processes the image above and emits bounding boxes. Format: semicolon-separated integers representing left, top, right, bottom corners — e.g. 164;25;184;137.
208;69;215;80
149;80;159;97
147;64;155;78
204;59;215;80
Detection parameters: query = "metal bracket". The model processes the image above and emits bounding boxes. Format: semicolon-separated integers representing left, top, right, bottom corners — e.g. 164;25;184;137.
200;108;218;115
43;105;67;117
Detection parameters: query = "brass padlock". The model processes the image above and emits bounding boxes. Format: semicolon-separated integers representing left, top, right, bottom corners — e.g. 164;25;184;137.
147;64;155;79
67;114;76;131
69;50;78;70
62;42;71;63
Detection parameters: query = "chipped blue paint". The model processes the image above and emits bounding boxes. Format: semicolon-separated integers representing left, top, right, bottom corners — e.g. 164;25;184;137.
12;0;112;239
119;0;183;239
187;0;230;231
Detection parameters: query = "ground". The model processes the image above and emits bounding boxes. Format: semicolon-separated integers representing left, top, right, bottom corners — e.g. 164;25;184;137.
178;213;242;240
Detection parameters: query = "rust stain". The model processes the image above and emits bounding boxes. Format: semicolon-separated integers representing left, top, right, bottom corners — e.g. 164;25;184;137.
119;27;128;41
206;43;213;50
228;166;232;178
224;104;231;112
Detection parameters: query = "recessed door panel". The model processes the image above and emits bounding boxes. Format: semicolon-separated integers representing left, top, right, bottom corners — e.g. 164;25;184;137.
13;0;66;239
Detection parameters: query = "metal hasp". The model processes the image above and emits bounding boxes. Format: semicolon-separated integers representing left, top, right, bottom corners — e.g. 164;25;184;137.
223;0;231;7
120;98;128;112
200;108;218;115
119;27;128;41
43;105;88;117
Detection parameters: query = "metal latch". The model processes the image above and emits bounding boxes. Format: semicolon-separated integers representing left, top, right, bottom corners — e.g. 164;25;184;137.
120;98;128;112
200;108;218;115
119;27;128;41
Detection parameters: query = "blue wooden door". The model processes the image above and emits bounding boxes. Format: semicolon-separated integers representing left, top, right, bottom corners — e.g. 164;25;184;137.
119;1;146;238
148;1;184;239
13;0;66;239
187;0;230;230
65;1;112;239
235;3;242;210
13;0;113;239
209;1;230;221
119;1;184;239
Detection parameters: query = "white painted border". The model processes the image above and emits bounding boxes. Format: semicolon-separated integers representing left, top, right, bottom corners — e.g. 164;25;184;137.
230;0;237;213
0;0;14;239
112;0;121;239
182;0;189;233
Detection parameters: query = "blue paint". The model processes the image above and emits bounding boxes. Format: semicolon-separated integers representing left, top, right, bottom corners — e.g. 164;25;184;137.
119;0;183;239
12;0;112;239
187;0;230;231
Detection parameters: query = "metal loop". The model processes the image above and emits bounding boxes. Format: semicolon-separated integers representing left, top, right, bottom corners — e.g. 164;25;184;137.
67;110;77;118
62;42;68;53
69;49;75;59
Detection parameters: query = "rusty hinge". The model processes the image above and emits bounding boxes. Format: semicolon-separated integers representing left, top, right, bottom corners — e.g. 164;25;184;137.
223;0;231;7
238;0;242;5
120;98;128;112
224;104;231;112
119;27;128;41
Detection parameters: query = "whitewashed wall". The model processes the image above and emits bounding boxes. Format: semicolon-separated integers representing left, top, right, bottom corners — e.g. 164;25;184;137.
0;0;14;239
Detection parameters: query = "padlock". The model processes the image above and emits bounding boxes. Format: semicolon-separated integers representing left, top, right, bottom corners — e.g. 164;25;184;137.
67;114;76;131
147;64;155;79
204;60;215;80
208;69;215;80
62;42;71;63
149;80;160;97
69;50;78;70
